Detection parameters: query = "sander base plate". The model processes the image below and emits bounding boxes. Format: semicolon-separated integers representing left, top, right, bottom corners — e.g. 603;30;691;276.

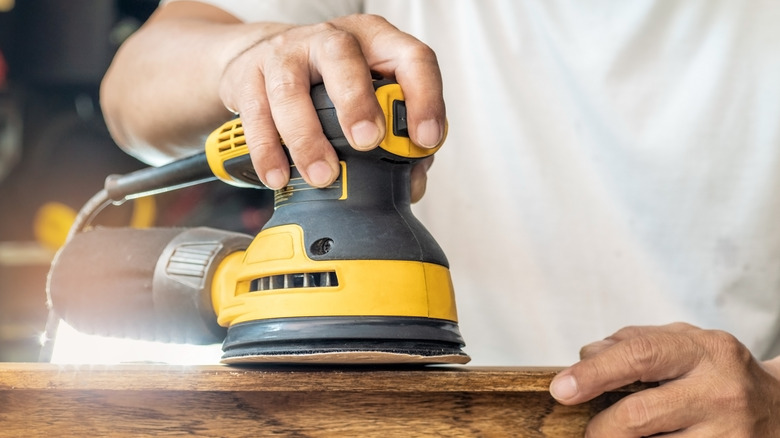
221;350;470;365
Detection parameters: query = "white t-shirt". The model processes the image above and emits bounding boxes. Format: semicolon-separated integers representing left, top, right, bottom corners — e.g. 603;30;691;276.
69;0;778;366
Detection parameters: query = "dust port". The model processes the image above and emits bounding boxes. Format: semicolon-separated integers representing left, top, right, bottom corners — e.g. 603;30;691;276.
310;237;334;256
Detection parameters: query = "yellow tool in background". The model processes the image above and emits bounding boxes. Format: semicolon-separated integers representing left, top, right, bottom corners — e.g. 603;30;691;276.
47;80;469;365
34;198;155;250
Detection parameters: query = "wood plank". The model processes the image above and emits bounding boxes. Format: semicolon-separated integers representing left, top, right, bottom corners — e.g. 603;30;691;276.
0;363;644;437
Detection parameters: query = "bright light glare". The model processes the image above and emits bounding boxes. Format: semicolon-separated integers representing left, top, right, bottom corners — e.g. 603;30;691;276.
49;319;222;365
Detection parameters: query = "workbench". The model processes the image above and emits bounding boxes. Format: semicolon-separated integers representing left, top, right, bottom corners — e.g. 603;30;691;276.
0;363;641;437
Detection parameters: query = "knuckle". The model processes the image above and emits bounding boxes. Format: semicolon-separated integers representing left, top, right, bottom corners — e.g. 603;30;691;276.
709;329;751;363
612;324;641;337
261;63;309;97
668;321;696;331
282;131;322;156
402;42;438;64
241;121;280;159
267;79;302;102
354;13;388;24
338;13;390;29
245;135;282;166
709;329;741;348
261;34;292;57
265;25;314;50
263;71;310;106
613;396;653;432
332;86;369;110
230;77;266;112
614;397;652;432
624;336;659;372
306;21;338;35
261;34;309;73
245;135;277;156
579;343;599;359
320;29;359;56
702;331;755;413
237;95;263;116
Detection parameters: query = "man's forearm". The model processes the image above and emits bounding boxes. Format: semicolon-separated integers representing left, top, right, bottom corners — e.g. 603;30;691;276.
100;3;285;164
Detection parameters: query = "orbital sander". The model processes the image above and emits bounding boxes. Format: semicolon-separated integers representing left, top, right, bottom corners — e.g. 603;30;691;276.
47;80;469;365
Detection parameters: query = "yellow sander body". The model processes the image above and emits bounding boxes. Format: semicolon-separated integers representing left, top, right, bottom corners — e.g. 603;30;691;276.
47;81;469;365
206;81;468;364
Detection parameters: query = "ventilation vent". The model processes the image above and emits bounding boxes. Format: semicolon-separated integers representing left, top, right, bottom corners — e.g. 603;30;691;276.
215;121;246;153
250;271;338;292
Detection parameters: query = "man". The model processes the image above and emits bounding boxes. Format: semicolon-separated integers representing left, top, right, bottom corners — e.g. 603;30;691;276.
100;1;780;435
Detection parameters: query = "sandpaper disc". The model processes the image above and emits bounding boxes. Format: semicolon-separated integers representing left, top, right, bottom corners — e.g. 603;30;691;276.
221;350;471;365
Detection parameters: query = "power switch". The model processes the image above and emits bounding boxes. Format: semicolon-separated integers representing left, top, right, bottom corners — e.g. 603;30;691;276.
392;100;409;138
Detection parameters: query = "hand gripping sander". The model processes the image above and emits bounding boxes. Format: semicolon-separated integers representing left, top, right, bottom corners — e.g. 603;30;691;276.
47;80;470;365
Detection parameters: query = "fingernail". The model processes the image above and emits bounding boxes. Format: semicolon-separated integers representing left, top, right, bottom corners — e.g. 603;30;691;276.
350;120;381;149
306;160;334;187
550;374;579;401
416;119;443;148
264;168;287;190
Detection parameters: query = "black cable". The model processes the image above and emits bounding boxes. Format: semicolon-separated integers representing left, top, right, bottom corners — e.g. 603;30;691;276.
104;152;216;203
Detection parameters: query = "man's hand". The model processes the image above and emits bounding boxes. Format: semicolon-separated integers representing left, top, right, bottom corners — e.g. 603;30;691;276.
549;323;780;437
218;14;445;190
102;3;444;200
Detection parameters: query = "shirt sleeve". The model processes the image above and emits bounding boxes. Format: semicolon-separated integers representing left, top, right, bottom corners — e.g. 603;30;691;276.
158;0;364;23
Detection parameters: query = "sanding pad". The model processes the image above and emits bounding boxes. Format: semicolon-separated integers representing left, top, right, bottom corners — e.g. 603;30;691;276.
220;316;470;366
222;350;470;365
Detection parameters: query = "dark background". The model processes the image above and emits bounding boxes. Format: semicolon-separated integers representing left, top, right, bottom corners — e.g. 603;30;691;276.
0;0;274;362
0;0;197;361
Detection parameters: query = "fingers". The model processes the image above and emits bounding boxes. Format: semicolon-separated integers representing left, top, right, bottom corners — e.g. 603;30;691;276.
393;46;445;148
554;323;780;436
231;76;290;190
336;14;446;148
410;156;434;203
312;26;385;151
262;35;341;187
551;325;702;405
219;15;445;189
579;323;695;359
585;382;702;437
579;339;616;359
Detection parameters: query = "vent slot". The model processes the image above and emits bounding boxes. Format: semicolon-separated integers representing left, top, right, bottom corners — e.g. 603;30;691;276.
216;122;246;153
250;271;338;292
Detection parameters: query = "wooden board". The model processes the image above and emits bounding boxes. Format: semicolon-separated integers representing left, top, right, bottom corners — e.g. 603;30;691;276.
0;363;647;437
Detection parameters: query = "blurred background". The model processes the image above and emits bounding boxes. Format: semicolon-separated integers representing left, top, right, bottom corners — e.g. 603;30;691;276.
0;0;159;361
0;0;275;363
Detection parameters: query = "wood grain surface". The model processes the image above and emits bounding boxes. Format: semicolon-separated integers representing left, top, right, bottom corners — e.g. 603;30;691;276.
0;363;647;437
